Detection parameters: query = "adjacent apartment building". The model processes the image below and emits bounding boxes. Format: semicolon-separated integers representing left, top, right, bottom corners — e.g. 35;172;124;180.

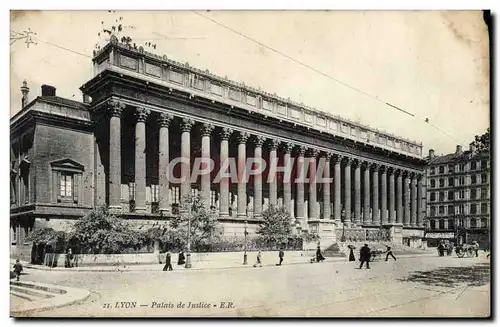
424;144;490;248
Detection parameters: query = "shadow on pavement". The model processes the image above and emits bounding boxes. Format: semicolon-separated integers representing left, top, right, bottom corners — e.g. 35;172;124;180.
399;263;490;288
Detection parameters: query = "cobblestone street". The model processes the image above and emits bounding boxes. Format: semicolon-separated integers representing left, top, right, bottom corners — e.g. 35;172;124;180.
15;254;490;317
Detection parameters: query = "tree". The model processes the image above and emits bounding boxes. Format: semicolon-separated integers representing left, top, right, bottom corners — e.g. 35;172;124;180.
471;128;490;153
160;194;223;252
256;205;293;247
68;205;147;254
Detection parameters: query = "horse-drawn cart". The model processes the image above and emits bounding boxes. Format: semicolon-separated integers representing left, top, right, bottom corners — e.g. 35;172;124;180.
455;244;475;258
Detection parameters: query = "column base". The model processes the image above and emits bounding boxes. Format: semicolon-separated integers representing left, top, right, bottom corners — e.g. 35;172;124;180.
236;213;247;219
108;205;122;213
159;208;171;215
219;212;230;219
135;207;147;213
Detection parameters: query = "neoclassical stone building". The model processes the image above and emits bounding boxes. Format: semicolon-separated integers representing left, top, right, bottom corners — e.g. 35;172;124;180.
10;37;427;253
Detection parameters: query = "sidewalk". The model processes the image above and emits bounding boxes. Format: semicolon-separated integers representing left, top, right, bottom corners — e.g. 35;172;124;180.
10;252;436;273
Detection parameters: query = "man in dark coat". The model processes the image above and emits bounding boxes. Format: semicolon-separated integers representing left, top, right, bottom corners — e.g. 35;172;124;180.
13;259;23;281
316;246;325;263
163;252;173;271
359;244;371;269
177;251;186;265
348;245;356;261
277;250;284;266
385;246;396;261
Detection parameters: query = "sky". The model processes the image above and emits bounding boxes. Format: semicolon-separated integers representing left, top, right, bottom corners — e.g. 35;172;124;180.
9;10;490;156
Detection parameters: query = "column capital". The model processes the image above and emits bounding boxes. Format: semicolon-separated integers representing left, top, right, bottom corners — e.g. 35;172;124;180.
387;166;395;174
410;171;417;180
107;99;125;117
295;145;307;156
268;139;280;150
201;123;215;137
281;141;294;154
324;152;333;161
343;157;354;166
361;161;371;169
333;154;343;164
254;135;266;147
369;162;378;170
379;165;387;173
220;127;233;140
158;112;174;127
402;170;411;178
394;168;403;176
135;107;151;123
237;131;250;144
308;148;320;158
180;118;195;132
417;173;424;181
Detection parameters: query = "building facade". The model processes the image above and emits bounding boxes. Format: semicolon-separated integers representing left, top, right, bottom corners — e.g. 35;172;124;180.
10;37;427;255
424;145;491;248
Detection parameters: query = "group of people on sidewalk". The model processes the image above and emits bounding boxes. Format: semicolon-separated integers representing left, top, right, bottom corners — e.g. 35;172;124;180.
162;251;186;271
348;244;397;269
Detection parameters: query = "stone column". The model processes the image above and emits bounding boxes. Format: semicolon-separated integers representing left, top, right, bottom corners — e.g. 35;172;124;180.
334;155;342;225
308;149;319;220
388;168;396;224
353;160;361;226
268;139;279;206
417;174;424;227
180;119;194;203
282;142;293;216
404;171;411;226
411;172;417;227
158;113;173;215
237;132;250;219
396;169;403;224
343;157;352;227
295;146;307;227
134;107;150;213
200;123;214;205
372;163;380;226
362;161;371;225
323;153;332;220
380;165;387;225
107;100;125;211
219;127;233;218
253;135;265;219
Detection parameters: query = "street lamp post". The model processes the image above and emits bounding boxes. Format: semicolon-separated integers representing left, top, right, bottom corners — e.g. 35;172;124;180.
340;208;346;242
185;205;192;269
243;220;248;265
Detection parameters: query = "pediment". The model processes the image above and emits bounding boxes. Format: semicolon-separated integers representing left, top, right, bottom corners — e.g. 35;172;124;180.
50;158;84;171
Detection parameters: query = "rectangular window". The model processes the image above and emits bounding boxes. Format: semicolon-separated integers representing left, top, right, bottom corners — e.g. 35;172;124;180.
430;192;436;202
60;174;72;197
448;205;454;215
439;206;445;215
471;189;477;199
459;163;465;172
430;179;436;188
481;188;487;199
57;172;78;204
439;220;445;229
481;160;487;170
481;203;488;214
439;166;445;174
471;161;477;170
459;204;465;214
459;176;465;185
430;207;436;217
448;164;454;173
439;192;445;202
448;177;454;187
470;203;477;214
471;175;477;184
430;167;435;175
439;178;444;188
459;190;465;199
481;174;487;184
448;190;454;200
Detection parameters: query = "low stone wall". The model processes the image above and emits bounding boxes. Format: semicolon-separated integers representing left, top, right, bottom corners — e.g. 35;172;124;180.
43;250;317;267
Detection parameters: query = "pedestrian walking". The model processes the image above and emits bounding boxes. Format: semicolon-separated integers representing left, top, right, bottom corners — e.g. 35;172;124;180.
13;259;23;281
348;245;356;261
316;246;325;263
177;251;186;265
277;249;284;266
385;246;396;261
163;252;173;271
437;242;445;257
472;241;480;257
359;244;371;269
253;251;263;267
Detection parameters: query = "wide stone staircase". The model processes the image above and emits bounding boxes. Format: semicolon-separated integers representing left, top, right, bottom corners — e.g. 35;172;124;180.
321;241;433;260
10;280;90;316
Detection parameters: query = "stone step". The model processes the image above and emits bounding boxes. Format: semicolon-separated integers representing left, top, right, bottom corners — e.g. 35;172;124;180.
10;290;39;302
10;280;66;295
10;285;55;299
